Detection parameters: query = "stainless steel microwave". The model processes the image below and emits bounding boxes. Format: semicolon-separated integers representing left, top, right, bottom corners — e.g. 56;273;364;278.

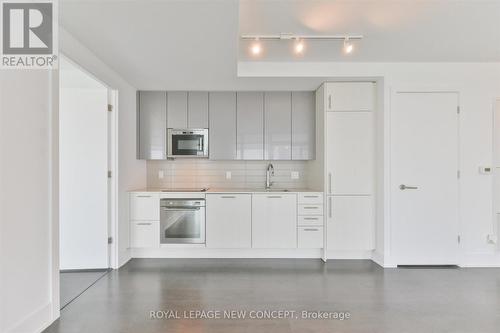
167;129;208;158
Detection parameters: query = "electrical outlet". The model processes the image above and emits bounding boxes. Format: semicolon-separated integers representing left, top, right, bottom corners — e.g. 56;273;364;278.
158;170;164;179
225;171;232;180
291;171;299;180
479;166;492;174
487;234;497;244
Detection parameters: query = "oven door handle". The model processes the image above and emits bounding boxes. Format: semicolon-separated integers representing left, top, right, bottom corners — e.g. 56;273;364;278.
162;207;201;211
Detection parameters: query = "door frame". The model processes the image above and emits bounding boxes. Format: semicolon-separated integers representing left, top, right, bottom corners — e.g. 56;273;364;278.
388;86;462;266
107;89;119;269
51;53;119;316
492;98;500;251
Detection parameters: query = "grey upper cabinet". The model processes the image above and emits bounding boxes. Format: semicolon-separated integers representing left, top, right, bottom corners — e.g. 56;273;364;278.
137;91;167;160
188;92;209;128
236;92;264;160
167;91;188;128
264;92;292;160
136;90;316;161
209;92;237;160
292;91;315;160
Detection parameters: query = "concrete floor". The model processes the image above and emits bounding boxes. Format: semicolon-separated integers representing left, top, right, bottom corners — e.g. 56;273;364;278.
45;259;500;333
60;270;109;309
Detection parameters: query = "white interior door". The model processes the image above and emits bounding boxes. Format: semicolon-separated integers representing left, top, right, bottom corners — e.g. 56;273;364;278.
391;91;459;265
59;57;109;270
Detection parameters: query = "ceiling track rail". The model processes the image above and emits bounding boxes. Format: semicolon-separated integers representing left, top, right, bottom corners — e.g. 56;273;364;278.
240;34;363;41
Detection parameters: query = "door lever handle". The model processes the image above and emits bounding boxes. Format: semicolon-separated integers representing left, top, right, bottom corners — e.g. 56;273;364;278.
399;184;418;190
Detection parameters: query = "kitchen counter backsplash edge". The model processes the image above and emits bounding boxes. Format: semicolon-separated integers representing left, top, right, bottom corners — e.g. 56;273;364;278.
129;188;323;193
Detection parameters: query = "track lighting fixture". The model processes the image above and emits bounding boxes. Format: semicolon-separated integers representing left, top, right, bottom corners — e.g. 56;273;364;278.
250;38;262;56
343;37;354;54
242;33;362;57
294;38;305;54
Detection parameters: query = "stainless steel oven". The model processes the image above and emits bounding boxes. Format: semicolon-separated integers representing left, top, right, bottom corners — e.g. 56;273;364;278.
167;129;208;158
160;198;205;244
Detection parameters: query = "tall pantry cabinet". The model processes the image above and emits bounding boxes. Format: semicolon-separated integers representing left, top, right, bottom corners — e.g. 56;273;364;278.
318;82;376;260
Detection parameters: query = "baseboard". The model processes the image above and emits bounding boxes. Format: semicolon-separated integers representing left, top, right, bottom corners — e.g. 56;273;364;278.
6;302;53;333
118;249;132;268
60;268;109;273
461;251;500;267
131;248;323;259
326;250;373;260
371;250;386;267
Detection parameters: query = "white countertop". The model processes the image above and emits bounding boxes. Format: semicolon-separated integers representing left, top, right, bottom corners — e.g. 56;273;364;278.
129;188;322;194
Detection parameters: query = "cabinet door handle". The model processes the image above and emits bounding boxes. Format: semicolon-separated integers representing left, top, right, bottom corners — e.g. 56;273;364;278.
328;197;332;218
136;195;151;198
136;222;152;226
303;195;319;198
267;196;282;198
328;95;332;109
303;206;318;209
303;228;319;232
220;196;236;198
328;173;332;194
304;217;319;220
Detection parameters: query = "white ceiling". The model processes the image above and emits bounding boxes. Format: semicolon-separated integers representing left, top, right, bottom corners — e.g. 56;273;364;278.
60;0;500;90
239;0;500;62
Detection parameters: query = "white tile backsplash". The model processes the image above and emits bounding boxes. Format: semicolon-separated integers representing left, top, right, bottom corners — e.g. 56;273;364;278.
147;160;309;189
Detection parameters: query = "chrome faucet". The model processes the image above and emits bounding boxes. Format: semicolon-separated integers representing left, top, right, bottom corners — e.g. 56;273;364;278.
265;163;275;189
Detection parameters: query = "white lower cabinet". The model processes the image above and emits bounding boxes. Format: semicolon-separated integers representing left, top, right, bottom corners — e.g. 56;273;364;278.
297;192;324;249
327;196;373;250
298;215;324;226
128;191;327;252
252;194;297;248
206;194;252;248
298;227;324;248
298;193;323;204
298;204;323;215
131;221;159;248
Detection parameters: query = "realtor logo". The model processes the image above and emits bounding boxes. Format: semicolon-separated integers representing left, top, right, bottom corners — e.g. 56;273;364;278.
1;0;58;69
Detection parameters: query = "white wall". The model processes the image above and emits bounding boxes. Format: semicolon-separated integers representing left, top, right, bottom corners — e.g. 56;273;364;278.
0;70;58;332
60;28;146;268
239;62;500;266
59;57;109;270
0;27;144;332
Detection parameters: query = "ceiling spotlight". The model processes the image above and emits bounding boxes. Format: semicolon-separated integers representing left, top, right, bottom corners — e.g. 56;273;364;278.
250;38;262;56
294;38;305;54
343;38;354;54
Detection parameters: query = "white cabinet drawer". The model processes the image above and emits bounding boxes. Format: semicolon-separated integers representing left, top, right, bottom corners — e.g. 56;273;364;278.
298;215;324;226
298;204;323;216
298;192;323;204
130;221;159;248
298;226;323;248
130;193;159;220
